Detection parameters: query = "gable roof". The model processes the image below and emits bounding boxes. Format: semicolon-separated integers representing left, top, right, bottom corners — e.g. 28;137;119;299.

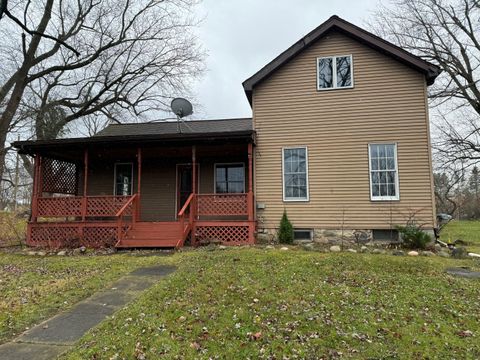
95;118;252;137
242;15;442;104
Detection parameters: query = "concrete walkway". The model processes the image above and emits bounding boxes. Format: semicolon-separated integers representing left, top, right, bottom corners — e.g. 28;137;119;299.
0;265;176;360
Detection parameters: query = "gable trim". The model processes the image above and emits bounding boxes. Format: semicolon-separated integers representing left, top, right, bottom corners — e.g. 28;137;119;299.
242;15;441;104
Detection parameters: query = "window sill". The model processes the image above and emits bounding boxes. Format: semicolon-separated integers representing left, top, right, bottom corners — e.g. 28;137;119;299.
283;199;310;203
370;197;400;202
317;85;354;91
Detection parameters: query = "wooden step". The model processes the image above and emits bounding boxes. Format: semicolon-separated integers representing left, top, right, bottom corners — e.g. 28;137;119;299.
116;239;180;248
116;221;186;248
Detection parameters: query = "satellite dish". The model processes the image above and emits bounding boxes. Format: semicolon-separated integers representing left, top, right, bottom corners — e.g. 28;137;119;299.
170;98;193;118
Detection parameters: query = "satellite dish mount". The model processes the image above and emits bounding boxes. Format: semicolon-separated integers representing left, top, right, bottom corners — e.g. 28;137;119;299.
170;97;193;133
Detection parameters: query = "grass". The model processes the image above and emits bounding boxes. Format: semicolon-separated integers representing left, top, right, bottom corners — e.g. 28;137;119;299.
440;220;480;253
0;251;171;344
0;212;26;247
61;248;480;359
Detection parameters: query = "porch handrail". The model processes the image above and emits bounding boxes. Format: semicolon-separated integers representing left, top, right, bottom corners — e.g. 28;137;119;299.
115;194;137;217
177;193;195;248
178;193;195;216
115;194;137;246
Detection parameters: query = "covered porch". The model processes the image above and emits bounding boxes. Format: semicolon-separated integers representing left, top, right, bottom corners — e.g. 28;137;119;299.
17;129;256;248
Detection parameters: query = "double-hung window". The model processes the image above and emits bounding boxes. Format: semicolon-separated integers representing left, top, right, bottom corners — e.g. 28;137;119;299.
114;163;133;196
215;164;245;193
317;55;353;90
369;144;399;201
283;147;309;201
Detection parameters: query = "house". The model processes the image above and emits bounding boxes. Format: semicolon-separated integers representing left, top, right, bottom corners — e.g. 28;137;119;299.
13;15;441;248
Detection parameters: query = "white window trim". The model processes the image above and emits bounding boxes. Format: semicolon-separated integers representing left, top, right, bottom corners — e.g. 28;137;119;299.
214;162;246;194
113;162;134;196
282;146;310;202
316;54;354;91
368;143;400;201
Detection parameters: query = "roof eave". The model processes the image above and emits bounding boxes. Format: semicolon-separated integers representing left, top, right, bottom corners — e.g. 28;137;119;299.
13;130;256;156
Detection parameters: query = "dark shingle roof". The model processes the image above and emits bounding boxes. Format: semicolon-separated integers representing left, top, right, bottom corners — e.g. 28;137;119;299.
95;118;252;137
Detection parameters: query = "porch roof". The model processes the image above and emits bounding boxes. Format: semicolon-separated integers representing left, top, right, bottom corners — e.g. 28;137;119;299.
13;118;255;158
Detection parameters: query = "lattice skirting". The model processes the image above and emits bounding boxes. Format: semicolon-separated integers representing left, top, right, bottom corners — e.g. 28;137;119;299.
28;224;119;249
195;223;255;245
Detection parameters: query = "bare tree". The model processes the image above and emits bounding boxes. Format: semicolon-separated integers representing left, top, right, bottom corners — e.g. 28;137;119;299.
369;0;480;166
0;0;204;185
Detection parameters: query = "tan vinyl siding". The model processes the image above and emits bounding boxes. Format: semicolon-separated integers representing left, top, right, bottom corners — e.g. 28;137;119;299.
253;31;436;230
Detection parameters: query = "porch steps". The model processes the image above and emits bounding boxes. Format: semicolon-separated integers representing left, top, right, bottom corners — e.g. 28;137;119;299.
116;221;184;248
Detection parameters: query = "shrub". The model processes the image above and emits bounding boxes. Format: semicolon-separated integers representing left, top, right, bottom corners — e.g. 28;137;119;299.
396;224;431;250
278;210;294;244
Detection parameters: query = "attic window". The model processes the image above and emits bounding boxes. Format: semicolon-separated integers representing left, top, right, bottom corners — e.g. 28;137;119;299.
317;55;353;90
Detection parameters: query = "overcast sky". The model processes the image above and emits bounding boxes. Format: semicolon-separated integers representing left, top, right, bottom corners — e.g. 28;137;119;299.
191;0;380;120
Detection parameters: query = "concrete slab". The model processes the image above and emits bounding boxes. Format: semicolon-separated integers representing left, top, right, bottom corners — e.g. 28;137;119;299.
18;307;115;345
87;289;136;308
110;276;159;292
0;342;68;360
446;267;480;279
130;265;177;277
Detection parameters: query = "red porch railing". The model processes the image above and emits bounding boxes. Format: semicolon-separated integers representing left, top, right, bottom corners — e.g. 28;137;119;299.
36;195;134;219
86;196;133;217
196;193;248;216
37;196;83;217
29;193;255;248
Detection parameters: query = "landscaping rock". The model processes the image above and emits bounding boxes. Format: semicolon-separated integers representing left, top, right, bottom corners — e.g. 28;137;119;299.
265;245;275;250
408;251;419;256
438;251;450;258
27;251;37;256
301;243;315;251
468;252;480;258
421;251;435;257
346;248;357;253
434;243;443;252
392;250;405;256
79;246;87;254
329;245;341;252
360;246;368;253
57;250;67;256
371;249;386;254
256;233;272;244
280;247;289;251
37;251;47;257
218;245;227;250
353;230;370;244
451;247;468;259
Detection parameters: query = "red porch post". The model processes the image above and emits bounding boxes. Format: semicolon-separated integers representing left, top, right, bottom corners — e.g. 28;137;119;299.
247;142;255;243
30;153;40;222
191;145;197;245
82;148;88;221
136;147;142;222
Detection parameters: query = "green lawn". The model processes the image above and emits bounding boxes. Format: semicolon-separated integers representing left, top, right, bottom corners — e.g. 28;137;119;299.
61;248;480;359
0;252;171;344
440;220;480;253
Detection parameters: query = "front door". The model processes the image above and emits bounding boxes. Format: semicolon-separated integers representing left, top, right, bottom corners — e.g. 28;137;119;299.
176;164;198;216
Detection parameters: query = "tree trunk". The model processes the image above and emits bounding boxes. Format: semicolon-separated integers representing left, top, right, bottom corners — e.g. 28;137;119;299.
0;0;53;182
